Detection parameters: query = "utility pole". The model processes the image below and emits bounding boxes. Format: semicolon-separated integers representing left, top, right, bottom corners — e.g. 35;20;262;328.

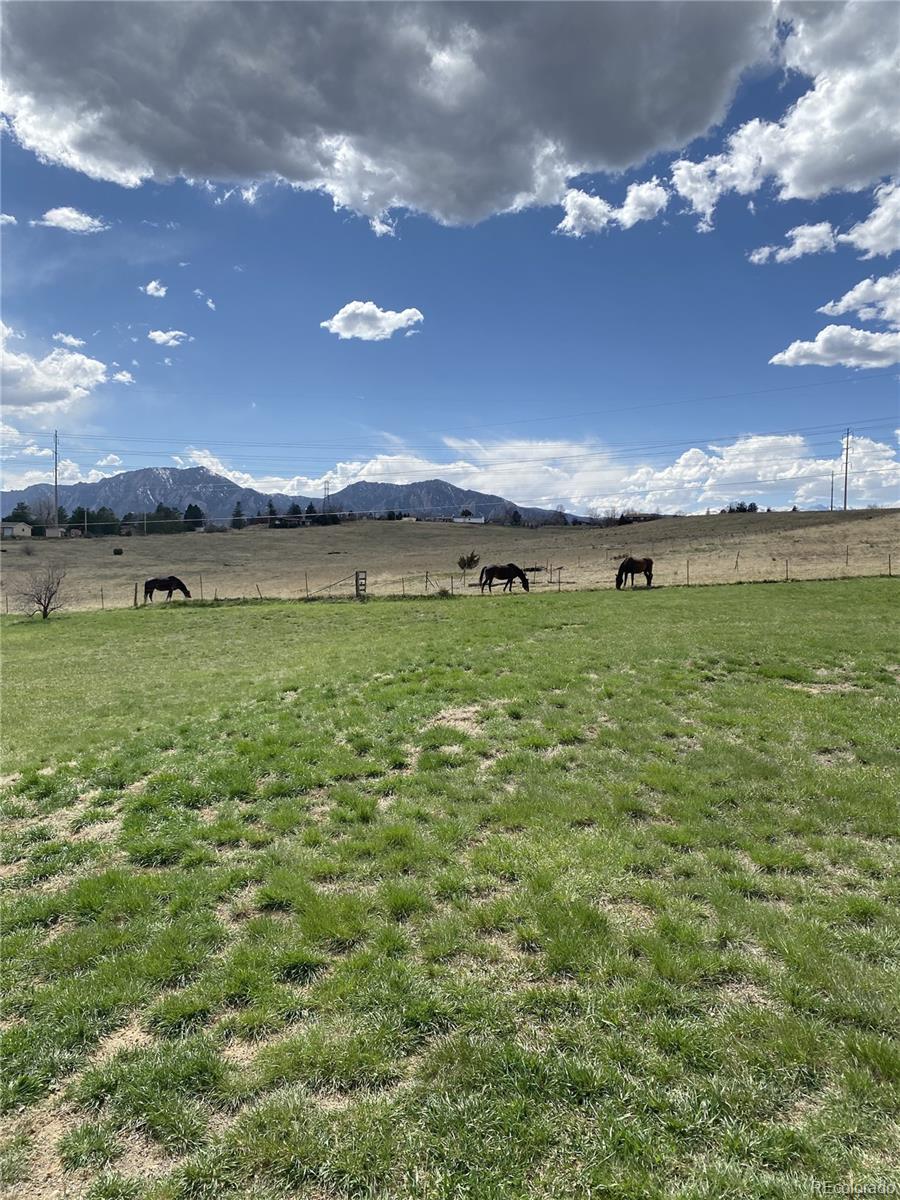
53;430;59;526
843;428;850;512
323;480;331;514
830;471;834;512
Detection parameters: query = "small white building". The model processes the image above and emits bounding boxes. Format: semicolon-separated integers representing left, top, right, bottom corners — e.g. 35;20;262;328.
1;522;32;539
452;516;485;525
44;527;67;539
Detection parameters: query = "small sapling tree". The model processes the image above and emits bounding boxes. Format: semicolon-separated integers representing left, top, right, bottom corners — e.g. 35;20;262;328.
17;565;67;620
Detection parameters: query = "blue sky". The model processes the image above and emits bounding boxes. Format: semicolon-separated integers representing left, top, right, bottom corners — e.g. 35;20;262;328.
2;1;898;514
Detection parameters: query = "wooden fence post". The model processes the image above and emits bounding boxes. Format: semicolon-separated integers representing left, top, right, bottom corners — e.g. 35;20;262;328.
450;575;454;595
686;558;690;586
133;581;138;608
199;573;204;601
401;576;405;596
256;584;262;599
785;559;789;581
100;587;104;610
425;571;430;592
889;553;892;577
305;571;309;599
845;544;850;567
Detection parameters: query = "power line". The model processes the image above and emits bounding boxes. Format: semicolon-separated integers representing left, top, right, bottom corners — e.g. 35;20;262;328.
15;465;899;530
12;414;895;475
10;370;898;448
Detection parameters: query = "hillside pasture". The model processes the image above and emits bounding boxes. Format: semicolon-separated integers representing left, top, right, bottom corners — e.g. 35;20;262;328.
0;507;897;611
1;579;898;1199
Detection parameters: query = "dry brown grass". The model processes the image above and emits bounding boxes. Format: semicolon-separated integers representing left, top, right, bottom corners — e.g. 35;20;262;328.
0;506;897;612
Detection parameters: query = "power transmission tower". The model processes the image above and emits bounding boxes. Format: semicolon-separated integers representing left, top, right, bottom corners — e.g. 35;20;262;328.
53;430;59;526
843;428;850;512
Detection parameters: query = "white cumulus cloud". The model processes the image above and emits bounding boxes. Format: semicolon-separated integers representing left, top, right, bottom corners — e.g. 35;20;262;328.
557;178;669;237
321;301;423;341
21;443;53;457
818;271;900;327
29;206;109;233
52;331;86;348
838;180;900;259
112;370;135;384
140;279;167;297
672;4;900;228
770;325;900;369
1;322;109;418
0;213;17;225
147;329;188;346
749;221;836;264
97;454;123;467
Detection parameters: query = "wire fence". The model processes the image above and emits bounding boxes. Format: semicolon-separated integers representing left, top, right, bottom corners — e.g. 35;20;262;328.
1;547;895;614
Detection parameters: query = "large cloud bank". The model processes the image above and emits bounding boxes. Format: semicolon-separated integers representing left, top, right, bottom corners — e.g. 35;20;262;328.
3;3;897;238
1;2;776;229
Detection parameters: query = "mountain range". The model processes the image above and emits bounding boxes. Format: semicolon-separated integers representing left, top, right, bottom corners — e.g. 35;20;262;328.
1;466;574;525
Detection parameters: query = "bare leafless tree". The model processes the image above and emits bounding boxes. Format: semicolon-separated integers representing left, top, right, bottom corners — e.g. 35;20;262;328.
16;565;67;619
33;496;56;528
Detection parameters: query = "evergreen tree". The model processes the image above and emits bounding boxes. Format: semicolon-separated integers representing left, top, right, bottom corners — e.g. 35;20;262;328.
287;502;303;516
184;503;204;531
93;507;120;536
231;501;246;530
305;502;317;516
68;506;90;533
4;501;33;524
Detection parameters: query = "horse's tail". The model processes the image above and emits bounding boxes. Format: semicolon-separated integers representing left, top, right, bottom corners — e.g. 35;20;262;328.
615;559;627;589
478;566;487;586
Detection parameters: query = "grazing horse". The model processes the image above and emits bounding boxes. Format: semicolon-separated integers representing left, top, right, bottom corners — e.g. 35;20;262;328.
616;557;653;590
479;563;530;593
144;576;191;602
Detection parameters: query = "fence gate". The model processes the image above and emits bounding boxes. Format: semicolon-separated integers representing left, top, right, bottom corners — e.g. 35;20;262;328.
355;570;367;600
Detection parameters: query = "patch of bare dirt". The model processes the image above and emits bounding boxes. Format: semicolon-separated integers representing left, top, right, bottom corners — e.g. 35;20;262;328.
0;772;22;789
102;1129;175;1190
814;748;856;766
0;1098;80;1200
425;705;482;735
601;898;656;930
91;1015;152;1064
785;681;860;695
715;979;777;1010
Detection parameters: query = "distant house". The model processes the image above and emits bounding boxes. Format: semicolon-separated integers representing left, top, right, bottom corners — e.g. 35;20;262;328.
44;527;67;539
1;522;31;539
452;516;485;525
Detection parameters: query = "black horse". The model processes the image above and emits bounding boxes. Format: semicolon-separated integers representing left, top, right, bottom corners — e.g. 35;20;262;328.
144;576;191;602
479;563;530;593
615;557;653;590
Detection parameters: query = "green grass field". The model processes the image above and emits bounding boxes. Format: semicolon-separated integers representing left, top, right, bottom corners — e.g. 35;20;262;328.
1;580;898;1200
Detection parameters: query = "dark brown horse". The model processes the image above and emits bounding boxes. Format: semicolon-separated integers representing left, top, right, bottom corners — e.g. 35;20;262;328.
479;563;530;593
144;576;191;602
616;557;653;589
